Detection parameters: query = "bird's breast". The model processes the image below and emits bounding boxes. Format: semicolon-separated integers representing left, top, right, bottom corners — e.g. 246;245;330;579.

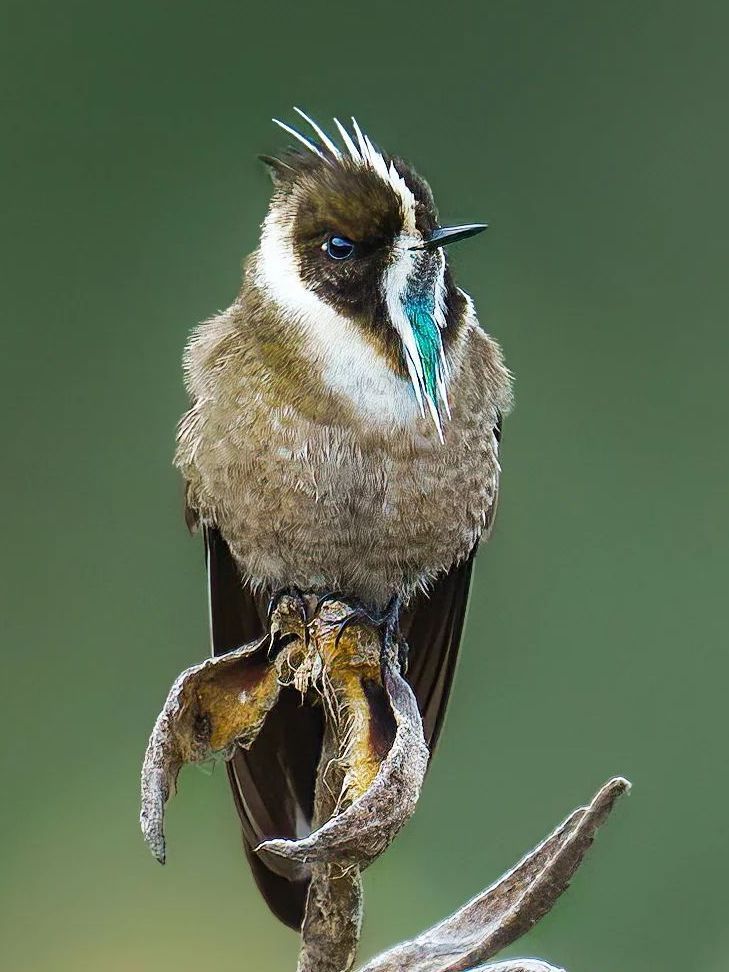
185;399;497;607
177;301;509;607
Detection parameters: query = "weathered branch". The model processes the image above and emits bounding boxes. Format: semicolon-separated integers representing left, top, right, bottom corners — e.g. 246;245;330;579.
140;595;631;972
297;719;363;972
359;777;629;972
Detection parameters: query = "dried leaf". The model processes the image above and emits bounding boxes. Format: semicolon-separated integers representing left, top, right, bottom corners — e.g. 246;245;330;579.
140;594;630;972
310;601;396;807
259;660;428;867
140;639;280;863
469;963;564;972
358;777;630;972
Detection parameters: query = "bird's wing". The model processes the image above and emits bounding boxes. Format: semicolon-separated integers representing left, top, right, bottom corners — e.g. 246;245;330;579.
204;525;323;931
400;550;477;752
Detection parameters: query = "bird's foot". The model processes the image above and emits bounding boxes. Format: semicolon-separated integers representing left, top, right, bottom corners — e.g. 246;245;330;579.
267;586;311;656
330;593;403;667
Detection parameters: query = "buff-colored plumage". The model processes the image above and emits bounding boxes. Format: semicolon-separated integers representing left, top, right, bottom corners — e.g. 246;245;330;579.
172;114;514;931
176;254;511;606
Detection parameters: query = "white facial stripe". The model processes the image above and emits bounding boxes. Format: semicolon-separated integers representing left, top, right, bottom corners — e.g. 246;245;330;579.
384;244;425;403
256;214;421;427
433;248;451;417
383;237;450;441
433;248;448;330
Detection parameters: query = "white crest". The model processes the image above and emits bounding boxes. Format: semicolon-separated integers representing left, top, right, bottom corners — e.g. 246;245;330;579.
272;109;417;233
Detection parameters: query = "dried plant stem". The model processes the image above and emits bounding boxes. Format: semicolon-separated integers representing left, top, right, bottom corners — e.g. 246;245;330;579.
298;723;362;972
140;595;631;972
359;777;629;972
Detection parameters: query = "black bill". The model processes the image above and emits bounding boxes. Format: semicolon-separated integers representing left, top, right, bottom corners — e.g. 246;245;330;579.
412;223;488;251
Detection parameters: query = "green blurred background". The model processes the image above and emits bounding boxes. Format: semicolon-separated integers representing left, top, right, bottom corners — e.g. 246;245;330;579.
2;1;727;969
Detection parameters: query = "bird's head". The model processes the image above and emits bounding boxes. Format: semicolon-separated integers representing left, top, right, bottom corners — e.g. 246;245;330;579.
254;110;487;439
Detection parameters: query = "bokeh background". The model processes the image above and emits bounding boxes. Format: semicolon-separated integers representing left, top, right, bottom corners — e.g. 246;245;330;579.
3;2;728;969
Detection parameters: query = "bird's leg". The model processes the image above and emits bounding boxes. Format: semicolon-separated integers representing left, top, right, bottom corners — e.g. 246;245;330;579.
377;593;408;671
331;592;403;660
267;588;332;695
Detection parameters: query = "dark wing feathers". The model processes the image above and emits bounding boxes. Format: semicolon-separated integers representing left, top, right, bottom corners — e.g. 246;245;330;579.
205;526;321;930
204;525;267;648
402;551;476;750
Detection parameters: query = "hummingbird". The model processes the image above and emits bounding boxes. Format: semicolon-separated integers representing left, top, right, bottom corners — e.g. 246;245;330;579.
175;110;512;929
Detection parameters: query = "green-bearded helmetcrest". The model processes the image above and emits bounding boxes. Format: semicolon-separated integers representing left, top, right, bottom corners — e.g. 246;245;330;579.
174;109;512;930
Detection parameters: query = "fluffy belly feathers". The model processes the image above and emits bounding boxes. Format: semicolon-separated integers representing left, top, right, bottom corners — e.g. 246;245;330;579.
177;308;509;606
181;404;498;606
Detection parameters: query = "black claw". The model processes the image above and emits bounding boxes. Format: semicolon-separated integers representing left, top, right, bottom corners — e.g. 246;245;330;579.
316;590;350;610
381;593;401;636
267;586;310;652
267;585;308;622
334;607;373;647
331;594;403;658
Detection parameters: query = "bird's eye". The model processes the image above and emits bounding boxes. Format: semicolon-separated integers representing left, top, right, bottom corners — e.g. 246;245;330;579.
324;235;355;260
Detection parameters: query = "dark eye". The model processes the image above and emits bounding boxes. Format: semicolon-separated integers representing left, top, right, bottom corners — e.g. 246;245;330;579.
325;235;355;260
